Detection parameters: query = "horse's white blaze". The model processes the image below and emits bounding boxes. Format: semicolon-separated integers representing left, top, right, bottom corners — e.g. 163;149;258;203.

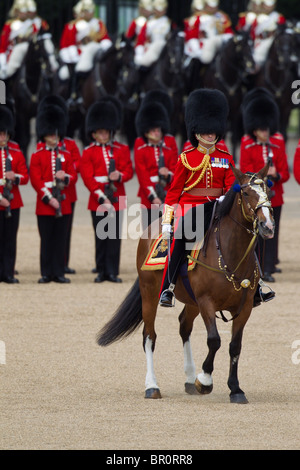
183;339;196;383
197;369;213;387
145;336;158;390
262;206;274;233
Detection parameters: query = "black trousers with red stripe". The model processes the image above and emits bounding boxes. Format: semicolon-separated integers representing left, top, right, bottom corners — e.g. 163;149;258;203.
37;214;70;278
0;208;20;280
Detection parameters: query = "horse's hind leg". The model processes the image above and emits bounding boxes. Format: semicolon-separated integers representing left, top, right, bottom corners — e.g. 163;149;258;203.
227;312;251;404
141;281;162;399
179;305;200;395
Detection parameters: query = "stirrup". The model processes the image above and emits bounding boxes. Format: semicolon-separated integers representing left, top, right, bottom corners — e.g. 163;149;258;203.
159;283;176;308
254;279;275;307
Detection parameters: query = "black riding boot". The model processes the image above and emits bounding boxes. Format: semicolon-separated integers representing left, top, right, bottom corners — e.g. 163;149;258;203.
159;238;185;307
253;279;275;307
68;71;88;108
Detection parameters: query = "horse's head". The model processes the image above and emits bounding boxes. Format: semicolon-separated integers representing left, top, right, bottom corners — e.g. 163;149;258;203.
231;32;256;75
231;164;275;239
269;25;295;70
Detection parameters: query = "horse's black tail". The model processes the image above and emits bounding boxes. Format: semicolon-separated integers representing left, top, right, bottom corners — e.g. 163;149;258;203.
96;278;143;346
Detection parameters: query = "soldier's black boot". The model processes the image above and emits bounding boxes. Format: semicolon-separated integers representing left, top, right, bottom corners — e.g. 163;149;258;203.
159;239;185;308
253;279;275;307
68;71;88;109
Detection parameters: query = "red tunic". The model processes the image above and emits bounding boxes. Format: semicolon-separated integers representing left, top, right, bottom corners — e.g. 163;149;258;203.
0;144;29;211
134;135;178;208
80;141;133;212
36;138;81;203
293;139;300;185
239;133;290;207
164;144;235;215
30;147;77;216
60;18;111;52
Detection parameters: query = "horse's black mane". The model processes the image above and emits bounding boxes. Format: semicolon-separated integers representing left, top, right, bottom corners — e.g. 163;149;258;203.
215;181;238;219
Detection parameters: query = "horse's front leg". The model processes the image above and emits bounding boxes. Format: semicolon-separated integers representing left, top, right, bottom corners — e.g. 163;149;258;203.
227;307;252;404
195;302;221;395
179;305;200;395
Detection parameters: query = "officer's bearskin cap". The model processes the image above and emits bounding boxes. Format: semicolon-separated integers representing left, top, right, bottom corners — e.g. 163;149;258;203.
36;105;67;140
0;105;15;138
135;101;170;138
97;95;123;130
37;94;68;120
141;89;173;118
242;87;279;137
185;89;229;147
85;100;119;140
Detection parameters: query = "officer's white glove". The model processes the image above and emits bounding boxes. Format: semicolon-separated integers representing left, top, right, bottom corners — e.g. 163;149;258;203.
217;195;225;203
161;224;172;240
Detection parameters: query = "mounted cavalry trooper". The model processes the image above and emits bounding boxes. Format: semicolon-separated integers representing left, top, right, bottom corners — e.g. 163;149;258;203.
59;0;113;105
134;0;171;69
125;0;153;43
236;0;262;33
0;104;29;283
183;0;233;65
0;0;31;80
80;97;133;284
134;89;178;230
240;87;289;285
158;89;236;307
250;0;286;69
30;104;77;284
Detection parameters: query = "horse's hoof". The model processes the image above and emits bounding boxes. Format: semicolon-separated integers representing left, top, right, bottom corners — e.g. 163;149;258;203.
195;378;213;395
230;393;249;404
145;388;162;399
185;382;200;395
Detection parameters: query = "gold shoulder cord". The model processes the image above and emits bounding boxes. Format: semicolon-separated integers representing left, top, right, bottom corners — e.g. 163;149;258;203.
181;152;212;191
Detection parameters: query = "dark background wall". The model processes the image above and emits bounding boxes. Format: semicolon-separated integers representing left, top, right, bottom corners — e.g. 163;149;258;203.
1;0;300;47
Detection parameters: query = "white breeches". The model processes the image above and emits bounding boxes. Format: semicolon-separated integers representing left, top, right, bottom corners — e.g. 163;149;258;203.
253;37;274;68
134;39;166;67
75;39;112;73
6;42;29;78
184;36;223;64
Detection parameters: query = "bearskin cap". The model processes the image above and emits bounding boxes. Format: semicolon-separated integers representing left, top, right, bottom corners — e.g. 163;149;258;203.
242;87;279;137
185;89;229;147
0;105;15;137
38;94;68;119
141;89;173;118
36;105;67;140
85;100;119;140
135;101;170;137
97;95;123;130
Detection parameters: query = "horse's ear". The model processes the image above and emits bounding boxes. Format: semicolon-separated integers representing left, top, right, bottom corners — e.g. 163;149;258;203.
257;162;270;180
230;164;244;183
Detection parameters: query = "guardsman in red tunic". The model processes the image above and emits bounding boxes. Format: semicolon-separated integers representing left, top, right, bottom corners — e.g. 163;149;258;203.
80;98;133;283
36;95;81;275
0;105;28;283
240;87;290;283
134;89;178;230
159;89;235;307
30;105;77;284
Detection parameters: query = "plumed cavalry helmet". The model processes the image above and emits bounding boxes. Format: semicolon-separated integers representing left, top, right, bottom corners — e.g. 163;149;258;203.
141;89;173;119
185;88;229;147
36;104;67;141
153;0;168;12
85;100;119;140
135;101;170;139
0;105;15;138
139;0;153;10
242;87;279;138
191;0;205;11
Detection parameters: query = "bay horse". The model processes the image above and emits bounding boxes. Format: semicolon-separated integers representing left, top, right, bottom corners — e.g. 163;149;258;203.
6;33;55;161
97;164;275;404
254;25;300;141
201;32;256;160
